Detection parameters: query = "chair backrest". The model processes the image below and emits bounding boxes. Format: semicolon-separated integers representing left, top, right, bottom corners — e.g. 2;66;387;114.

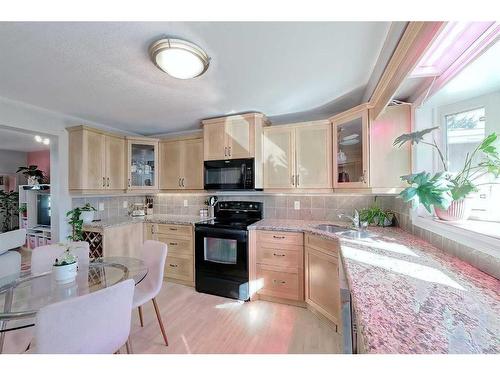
34;278;135;354
31;242;90;274
140;240;168;297
0;228;26;255
0;251;21;281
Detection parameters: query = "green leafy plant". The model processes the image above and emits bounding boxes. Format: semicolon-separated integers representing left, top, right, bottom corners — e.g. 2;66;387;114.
66;207;83;241
53;248;77;266
359;205;395;227
0;190;20;232
16;165;47;184
18;202;27;216
394;128;500;213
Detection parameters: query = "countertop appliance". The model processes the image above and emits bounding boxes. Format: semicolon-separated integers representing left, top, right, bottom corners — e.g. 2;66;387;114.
204;158;258;190
195;201;263;300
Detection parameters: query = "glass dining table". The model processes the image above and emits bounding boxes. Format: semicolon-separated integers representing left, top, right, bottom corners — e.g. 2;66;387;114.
0;257;148;352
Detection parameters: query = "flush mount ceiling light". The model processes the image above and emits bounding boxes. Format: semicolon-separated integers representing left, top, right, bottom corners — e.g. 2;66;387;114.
149;38;210;79
34;135;50;145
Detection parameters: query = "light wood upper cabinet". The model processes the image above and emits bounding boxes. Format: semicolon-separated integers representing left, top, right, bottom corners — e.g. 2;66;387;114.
263;121;332;190
263;127;295;189
68;126;126;192
295;123;332;189
126;137;159;191
105;135;126;190
369;104;412;190
159;137;203;190
202;113;267;161
305;234;341;329
331;107;369;189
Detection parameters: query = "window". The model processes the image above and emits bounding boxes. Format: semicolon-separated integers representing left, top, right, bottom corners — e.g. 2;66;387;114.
444;107;500;222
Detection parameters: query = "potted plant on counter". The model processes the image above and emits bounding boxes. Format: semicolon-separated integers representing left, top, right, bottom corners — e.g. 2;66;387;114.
359;205;395;227
79;203;97;224
393;127;500;221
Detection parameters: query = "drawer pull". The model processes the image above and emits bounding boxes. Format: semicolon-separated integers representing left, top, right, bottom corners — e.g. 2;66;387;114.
169;242;178;246
273;253;285;257
272;235;285;239
272;279;286;285
169;264;178;268
169;228;178;231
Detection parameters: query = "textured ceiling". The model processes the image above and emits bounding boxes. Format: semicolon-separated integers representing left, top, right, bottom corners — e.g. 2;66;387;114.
0;22;391;135
0;127;50;152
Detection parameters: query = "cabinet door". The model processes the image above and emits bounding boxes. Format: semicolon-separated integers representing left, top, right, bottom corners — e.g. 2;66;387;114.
295;123;332;188
263;128;295;189
105;135;126;190
203;123;226;160
305;246;341;327
85;130;106;190
127;140;158;189
225;116;253;159
182;139;204;189
332;110;369;188
103;223;144;258
159;141;182;189
369;104;411;189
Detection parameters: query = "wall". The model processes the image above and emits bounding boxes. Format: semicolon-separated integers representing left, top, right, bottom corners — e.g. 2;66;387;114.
27;150;50;181
0;149;27;187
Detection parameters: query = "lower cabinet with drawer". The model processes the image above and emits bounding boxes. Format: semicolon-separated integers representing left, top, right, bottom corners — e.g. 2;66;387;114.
254;230;304;305
144;222;195;286
305;233;341;330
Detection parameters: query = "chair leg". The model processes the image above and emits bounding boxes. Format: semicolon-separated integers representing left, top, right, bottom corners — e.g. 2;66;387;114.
138;306;144;327
152;298;169;346
125;338;133;354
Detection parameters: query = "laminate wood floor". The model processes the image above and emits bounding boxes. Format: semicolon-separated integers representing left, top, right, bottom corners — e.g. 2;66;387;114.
130;282;342;354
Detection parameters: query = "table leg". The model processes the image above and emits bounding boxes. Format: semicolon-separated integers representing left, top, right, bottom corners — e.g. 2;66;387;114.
0;288;14;354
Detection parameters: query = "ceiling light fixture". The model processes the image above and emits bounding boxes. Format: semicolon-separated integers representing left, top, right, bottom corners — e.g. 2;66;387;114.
34;135;42;143
149;38;210;79
42;138;50;145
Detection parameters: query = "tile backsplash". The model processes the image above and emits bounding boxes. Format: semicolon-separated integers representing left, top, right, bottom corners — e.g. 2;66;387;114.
72;195;147;221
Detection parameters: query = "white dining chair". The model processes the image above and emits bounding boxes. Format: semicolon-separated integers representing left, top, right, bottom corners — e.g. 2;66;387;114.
30;278;135;354
31;241;90;274
0;228;26;280
133;240;169;346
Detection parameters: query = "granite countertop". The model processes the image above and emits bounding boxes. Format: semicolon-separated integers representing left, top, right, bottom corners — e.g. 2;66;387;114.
83;214;210;229
249;219;500;354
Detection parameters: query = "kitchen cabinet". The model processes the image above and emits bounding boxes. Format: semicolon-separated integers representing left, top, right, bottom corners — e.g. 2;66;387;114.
68;126;126;193
159;137;203;190
144;223;194;286
263;121;332;190
126;137;159;191
304;234;341;330
254;230;304;303
81;222;143;259
202;112;268;161
330;103;411;191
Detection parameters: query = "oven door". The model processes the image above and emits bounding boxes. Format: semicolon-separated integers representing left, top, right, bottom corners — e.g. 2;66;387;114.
195;226;248;278
204;158;254;190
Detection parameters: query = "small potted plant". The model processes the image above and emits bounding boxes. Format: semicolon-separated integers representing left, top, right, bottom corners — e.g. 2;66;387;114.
394;127;500;221
359;205;395;227
18;203;27;218
79;203;97;224
52;247;78;283
16;165;47;186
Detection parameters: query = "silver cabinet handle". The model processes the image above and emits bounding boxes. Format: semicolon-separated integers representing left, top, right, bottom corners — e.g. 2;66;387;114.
107;177;110;187
273;253;285;257
169;227;178;231
291;175;295;186
272;279;286;285
102;177;106;187
273;235;285;239
297;174;300;187
169;264;178;268
169;242;178;246
181;178;185;187
228;146;231;156
128;178;131;188
224;147;227;157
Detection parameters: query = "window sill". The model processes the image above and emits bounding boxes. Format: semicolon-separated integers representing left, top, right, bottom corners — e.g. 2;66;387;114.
412;215;500;258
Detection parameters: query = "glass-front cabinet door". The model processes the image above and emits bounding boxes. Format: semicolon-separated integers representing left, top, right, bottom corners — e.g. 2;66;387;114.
331;108;369;188
126;138;159;190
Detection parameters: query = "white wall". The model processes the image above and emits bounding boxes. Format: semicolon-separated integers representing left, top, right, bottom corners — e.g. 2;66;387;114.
0;96;136;242
0;149;27;186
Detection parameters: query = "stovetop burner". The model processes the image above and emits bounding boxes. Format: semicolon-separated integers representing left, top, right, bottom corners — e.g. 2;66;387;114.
196;201;263;230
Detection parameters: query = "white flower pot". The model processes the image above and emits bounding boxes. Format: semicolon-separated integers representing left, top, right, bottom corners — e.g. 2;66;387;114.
434;199;472;221
52;262;78;283
80;210;95;224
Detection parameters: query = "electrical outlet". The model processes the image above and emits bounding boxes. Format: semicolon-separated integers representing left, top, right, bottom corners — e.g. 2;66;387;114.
123;200;128;208
98;202;105;211
183;199;188;207
294;201;300;210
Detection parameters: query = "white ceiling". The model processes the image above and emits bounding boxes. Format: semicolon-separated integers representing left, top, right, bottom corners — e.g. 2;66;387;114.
0;127;50;152
0;22;392;135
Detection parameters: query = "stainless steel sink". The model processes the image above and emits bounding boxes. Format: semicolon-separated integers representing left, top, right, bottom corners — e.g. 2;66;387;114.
339;230;377;239
314;224;347;233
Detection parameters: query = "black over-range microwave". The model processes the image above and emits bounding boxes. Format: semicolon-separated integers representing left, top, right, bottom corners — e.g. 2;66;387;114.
204;158;259;190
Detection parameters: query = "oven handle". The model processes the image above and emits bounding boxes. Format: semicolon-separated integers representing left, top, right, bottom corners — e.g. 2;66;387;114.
195;226;248;239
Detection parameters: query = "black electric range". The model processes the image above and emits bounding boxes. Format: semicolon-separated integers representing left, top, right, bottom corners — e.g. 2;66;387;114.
194;201;263;300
